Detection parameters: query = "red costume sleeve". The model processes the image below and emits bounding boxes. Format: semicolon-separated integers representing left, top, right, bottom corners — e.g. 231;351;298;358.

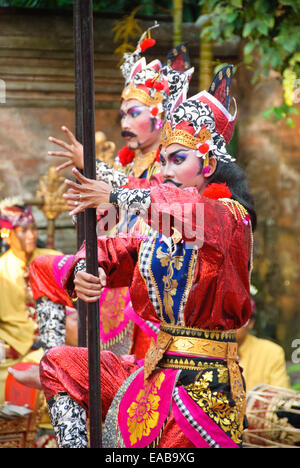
63;235;140;296
124;172;163;189
146;184;206;246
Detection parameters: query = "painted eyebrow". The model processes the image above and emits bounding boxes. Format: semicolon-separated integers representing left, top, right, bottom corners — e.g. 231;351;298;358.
167;149;189;158
121;105;145;114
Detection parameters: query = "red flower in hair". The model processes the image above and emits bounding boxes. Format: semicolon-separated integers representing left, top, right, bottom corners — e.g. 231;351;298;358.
145;78;155;88
202;183;232;200
153;81;164;91
198;143;210;154
140;38;156;52
118;146;135;167
150;106;159;117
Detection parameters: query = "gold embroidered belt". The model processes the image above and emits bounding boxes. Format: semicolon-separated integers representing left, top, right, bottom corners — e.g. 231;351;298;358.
144;325;246;429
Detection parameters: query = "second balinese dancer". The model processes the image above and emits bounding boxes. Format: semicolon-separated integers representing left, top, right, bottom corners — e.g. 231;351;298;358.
29;25;194;359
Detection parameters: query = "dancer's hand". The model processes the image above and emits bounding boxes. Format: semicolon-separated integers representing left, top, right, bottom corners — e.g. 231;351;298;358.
64;168;112;215
48;126;84;171
74;268;107;303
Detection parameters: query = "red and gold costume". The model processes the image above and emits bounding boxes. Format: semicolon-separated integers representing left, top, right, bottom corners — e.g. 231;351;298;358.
40;64;254;448
41;180;253;448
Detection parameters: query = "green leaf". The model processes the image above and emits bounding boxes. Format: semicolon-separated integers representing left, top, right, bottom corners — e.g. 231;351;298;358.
292;381;300;391
226;11;239;23
286;117;296;128
262;108;276;120
230;0;243;8
242;21;257;38
195;13;214;27
244;54;253;64
244;41;256;55
257;22;269;35
287;105;299;115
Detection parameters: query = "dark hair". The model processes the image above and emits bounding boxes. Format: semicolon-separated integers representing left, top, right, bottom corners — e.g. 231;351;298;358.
206;159;257;231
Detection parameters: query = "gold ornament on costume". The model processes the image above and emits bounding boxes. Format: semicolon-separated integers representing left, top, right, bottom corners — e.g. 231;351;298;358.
36;166;68;220
95;131;116;166
160;120;211;150
127;371;165;445
121;82;163;107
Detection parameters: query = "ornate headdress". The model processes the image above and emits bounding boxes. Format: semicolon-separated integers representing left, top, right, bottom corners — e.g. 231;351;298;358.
0;197;35;238
120;23;194;127
161;65;237;171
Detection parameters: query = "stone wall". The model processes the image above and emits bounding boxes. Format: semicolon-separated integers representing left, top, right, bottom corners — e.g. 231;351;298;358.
236;64;300;354
0;7;299;356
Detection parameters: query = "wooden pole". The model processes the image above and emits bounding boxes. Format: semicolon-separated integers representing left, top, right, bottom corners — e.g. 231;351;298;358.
75;0;102;448
73;0;87;348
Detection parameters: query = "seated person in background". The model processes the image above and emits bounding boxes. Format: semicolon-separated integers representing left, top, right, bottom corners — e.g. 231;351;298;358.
237;299;290;392
0;198;67;403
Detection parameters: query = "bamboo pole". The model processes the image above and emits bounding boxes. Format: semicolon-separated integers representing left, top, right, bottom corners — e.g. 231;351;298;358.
173;0;183;46
198;3;213;91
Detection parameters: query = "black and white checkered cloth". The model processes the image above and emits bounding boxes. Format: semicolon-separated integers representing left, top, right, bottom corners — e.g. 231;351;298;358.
139;229;162;318
173;387;220;448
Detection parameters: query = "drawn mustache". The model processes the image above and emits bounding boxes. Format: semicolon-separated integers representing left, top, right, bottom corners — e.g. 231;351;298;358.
121;130;136;138
163;179;182;187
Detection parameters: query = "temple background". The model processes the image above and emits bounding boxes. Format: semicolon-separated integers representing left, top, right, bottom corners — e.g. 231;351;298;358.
0;7;299;360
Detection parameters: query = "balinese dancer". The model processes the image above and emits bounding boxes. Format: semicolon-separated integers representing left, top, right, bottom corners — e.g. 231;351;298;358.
39;65;257;448
28;26;194;360
0;199;61;400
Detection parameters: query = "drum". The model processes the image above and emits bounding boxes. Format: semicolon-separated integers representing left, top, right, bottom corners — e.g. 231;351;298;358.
243;384;300;448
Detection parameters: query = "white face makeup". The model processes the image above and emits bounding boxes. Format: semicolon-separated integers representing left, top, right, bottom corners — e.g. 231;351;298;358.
159;143;208;191
120;99;161;153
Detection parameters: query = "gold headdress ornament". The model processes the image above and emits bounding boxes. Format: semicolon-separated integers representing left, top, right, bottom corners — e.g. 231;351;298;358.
160;65;237;169
161;121;211;150
121;82;163;107
120;24;194;123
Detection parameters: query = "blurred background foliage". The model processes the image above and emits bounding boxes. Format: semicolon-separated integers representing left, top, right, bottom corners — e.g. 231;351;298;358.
2;1;299;126
197;0;300;126
0;0;199;21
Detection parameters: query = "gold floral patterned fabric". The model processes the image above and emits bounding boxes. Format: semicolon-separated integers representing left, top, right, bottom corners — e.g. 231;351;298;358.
183;365;243;445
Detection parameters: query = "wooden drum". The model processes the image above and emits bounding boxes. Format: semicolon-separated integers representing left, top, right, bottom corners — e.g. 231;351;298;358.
243;384;300;448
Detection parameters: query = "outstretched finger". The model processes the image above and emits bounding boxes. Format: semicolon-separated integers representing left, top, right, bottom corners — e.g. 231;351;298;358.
72;167;90;184
48;136;71;152
48;150;73;159
61;126;78;145
64;178;82;192
55;160;74;172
